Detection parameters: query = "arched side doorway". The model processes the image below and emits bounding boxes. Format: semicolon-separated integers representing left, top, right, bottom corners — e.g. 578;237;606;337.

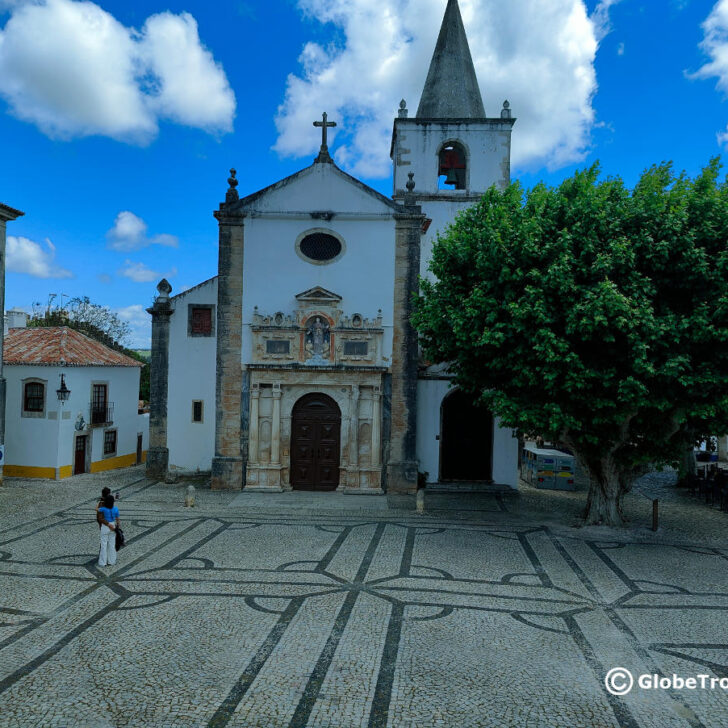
290;393;341;491
440;389;493;481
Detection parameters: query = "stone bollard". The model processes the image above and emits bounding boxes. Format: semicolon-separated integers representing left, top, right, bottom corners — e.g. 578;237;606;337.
416;488;425;514
184;485;196;508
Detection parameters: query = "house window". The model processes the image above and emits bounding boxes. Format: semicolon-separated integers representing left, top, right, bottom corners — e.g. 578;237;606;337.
344;341;368;356
103;429;117;456
23;381;45;412
92;384;111;425
266;340;290;355
188;304;215;337
192;400;204;423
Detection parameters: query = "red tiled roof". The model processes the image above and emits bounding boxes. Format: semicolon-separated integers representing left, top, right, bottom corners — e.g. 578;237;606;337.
3;327;142;367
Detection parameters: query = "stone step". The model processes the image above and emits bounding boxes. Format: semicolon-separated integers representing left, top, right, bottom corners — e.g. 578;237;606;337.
426;482;517;495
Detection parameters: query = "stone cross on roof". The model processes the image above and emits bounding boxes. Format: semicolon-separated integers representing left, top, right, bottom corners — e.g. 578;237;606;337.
314;112;337;163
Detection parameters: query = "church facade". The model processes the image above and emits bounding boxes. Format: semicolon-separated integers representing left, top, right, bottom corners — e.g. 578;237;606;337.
147;0;519;493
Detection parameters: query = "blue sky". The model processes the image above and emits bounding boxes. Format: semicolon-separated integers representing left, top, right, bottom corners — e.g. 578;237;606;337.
2;0;728;346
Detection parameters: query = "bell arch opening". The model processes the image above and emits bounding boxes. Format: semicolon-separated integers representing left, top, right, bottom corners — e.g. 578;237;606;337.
438;141;467;190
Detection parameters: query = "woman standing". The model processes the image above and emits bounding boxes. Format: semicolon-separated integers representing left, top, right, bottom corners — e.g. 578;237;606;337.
98;494;120;567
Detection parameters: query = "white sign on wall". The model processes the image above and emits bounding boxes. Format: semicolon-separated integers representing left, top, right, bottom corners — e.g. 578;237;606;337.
0;445;4;463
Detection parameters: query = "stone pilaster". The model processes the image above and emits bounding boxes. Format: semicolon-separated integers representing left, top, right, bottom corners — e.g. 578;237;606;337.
146;279;174;480
350;385;360;469
387;175;424;493
248;385;260;465
271;384;281;465
211;170;245;490
0;205;24;486
371;386;382;468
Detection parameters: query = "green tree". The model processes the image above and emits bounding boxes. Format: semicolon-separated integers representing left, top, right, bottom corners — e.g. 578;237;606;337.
413;161;728;525
30;296;131;347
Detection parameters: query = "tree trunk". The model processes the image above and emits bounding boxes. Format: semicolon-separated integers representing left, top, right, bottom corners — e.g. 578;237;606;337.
678;445;696;482
583;456;627;526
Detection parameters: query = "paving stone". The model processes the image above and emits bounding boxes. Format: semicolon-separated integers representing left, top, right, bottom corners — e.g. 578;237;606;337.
0;465;726;727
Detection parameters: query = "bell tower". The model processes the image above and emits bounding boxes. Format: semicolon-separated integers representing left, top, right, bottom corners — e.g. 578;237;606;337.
391;0;515;201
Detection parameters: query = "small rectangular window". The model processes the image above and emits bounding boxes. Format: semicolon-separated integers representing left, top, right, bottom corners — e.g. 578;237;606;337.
344;341;368;356
266;340;290;355
191;307;212;335
104;430;117;456
24;382;44;412
192;400;203;423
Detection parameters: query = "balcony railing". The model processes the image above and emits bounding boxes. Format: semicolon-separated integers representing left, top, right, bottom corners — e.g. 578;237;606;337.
90;402;114;426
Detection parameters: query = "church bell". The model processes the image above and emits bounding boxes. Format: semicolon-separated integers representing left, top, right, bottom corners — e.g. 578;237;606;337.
445;167;458;185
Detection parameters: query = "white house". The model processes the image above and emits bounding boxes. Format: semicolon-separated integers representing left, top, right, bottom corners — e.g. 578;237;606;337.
147;0;519;492
3;312;149;479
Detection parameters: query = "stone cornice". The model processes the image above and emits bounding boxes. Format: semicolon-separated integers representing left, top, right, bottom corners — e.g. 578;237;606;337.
146;303;174;318
246;363;389;373
214;206;245;224
0;202;24;222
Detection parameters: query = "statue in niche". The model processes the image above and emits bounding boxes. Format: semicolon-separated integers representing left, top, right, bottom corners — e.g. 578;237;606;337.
305;316;330;364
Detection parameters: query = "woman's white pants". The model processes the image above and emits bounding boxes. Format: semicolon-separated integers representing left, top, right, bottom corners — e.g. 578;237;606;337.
98;524;117;567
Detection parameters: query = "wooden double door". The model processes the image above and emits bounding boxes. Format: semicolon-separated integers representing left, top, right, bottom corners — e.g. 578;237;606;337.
290;393;341;491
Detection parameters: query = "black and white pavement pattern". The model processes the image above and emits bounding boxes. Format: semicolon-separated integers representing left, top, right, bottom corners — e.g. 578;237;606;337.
0;470;727;727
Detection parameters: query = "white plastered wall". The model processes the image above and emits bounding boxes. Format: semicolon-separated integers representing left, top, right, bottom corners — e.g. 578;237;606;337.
240;166;397;366
5;363;142;473
392;120;512;196
166;279;218;472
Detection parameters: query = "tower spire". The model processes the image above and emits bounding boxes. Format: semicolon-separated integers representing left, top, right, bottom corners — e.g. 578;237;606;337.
416;0;485;119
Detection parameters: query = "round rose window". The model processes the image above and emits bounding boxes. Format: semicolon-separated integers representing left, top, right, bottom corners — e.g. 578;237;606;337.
298;233;342;263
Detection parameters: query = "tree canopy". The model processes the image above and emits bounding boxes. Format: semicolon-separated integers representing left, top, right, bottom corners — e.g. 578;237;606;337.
413;160;728;525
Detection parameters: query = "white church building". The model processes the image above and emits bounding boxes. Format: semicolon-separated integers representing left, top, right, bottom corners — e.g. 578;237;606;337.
147;0;519;493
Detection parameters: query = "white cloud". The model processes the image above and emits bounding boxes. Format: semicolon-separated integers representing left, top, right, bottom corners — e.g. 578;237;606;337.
118;260;177;283
617;42;625;56
274;0;620;178
591;0;623;42
0;0;235;142
115;303;151;348
692;0;728;146
107;211;178;252
6;235;73;278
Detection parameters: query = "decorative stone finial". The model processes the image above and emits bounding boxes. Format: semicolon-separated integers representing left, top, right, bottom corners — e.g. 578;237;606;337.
226;168;239;203
398;99;408;118
501;100;512;119
406;172;416;192
156;278;172;301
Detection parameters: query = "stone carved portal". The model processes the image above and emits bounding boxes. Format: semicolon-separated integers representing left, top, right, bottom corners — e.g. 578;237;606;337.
290;393;341;491
244;371;384;493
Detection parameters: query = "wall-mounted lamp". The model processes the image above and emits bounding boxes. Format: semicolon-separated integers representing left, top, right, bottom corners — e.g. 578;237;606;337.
56;373;71;402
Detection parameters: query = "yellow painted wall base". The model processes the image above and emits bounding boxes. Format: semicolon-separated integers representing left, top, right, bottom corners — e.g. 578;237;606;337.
90;452;137;474
4;465;57;479
6;452;146;479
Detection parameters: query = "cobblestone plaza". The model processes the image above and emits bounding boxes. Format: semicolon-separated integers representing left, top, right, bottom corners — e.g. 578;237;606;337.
0;468;727;727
